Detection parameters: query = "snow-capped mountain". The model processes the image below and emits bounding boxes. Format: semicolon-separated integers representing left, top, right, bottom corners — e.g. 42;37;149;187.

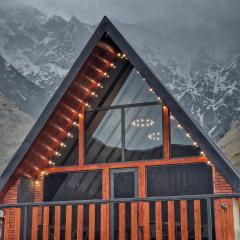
0;5;239;170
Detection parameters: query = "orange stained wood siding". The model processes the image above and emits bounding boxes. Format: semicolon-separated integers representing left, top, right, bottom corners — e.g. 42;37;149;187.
155;202;162;240
102;168;110;199
168;201;175;240
65;205;72;240
142;202;150;240
42;206;50;240
77;205;84;240
13;208;21;240
119;203;126;240
100;204;109;240
89;204;96;240
194;200;202;240
3;208;10;240
180;200;188;240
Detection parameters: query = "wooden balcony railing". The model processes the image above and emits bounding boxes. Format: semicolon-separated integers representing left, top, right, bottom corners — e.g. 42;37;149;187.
0;194;240;240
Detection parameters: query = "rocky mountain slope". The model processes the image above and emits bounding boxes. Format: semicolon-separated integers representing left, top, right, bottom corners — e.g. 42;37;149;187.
0;5;239;171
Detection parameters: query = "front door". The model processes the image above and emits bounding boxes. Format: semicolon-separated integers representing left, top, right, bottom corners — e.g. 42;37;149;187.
110;168;138;239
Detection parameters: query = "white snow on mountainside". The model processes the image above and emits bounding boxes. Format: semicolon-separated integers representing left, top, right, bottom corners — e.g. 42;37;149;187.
0;5;239;173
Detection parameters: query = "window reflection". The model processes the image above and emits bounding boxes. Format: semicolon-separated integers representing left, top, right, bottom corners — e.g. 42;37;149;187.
125;105;163;161
170;115;200;158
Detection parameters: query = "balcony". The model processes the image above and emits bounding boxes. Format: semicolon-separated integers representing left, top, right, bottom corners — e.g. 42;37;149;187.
0;194;240;239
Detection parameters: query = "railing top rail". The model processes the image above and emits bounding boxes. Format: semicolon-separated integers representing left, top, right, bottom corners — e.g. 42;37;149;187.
0;193;239;209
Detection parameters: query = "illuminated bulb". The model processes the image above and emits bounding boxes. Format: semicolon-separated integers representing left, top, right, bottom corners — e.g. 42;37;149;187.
85;103;91;108
193;142;198;147
157;97;161;101
200;151;205;156
170;115;175;120
207;161;211;165
67;132;73;138
97;83;103;88
117;53;121;57
60;142;67;148
52;162;55;166
73;121;79;127
49;160;53;165
55;151;61;157
103;72;110;78
163;105;167;110
41;171;45;175
185;133;191;138
149;88;153;92
177;124;182;129
35;180;39;184
110;63;116;69
142;78;146;81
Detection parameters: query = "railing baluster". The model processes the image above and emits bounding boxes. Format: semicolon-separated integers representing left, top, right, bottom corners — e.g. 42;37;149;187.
77;205;84;240
180;200;188;240
143;202;150;240
14;208;21;240
131;202;138;240
168;201;175;240
207;199;212;240
88;204;95;240
155;202;162;240
3;208;10;240
54;206;61;240
226;199;234;239
101;204;109;240
194;200;201;240
119;203;126;240
65;205;72;240
42;206;49;240
31;207;38;240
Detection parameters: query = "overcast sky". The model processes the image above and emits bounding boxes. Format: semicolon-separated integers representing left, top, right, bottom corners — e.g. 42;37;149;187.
2;0;240;49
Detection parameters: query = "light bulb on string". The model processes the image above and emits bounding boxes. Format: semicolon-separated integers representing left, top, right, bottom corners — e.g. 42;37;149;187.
60;142;67;148
148;132;161;141
67;132;74;138
55;151;61;157
131;118;154;128
110;63;116;69
73;121;79;127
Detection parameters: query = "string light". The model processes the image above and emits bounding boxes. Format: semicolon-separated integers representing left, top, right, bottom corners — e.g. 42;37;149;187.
73;121;79;127
60;142;67;148
35;180;39;184
200;151;206;156
193;142;198;147
97;83;103;88
177;124;183;129
207;161;211;165
103;72;110;78
163;105;167;110
85;103;91;108
55;151;61;157
67;132;74;138
41;171;45;175
148;132;161;141
91;91;98;97
132;118;154;128
110;63;116;69
185;133;191;138
170;115;175;120
149;88;154;93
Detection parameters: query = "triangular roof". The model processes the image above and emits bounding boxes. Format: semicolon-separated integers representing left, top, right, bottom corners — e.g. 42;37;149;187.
0;16;239;197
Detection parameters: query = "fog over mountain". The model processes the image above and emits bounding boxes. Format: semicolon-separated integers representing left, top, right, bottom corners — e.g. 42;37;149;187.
0;2;239;173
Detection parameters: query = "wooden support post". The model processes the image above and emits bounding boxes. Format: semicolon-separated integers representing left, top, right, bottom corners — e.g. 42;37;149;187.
168;201;175;240
65;205;72;240
77;205;84;240
131;202;138;240
155;202;162;240
79;108;85;166
42;206;49;240
194;200;202;240
3;208;10;240
180;200;188;240
89;204;96;240
163;105;170;160
54;206;61;240
119;203;126;240
31;207;38;240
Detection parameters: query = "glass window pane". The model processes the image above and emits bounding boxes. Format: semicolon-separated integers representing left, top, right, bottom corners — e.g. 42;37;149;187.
109;69;159;106
146;164;213;197
44;171;102;201
113;171;135;198
170;116;201;158
85;109;122;164
125;105;163;161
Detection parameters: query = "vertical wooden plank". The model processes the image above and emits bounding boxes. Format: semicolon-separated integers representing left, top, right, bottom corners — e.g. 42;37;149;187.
65;205;72;240
119;203;126;240
54;206;61;240
155;202;162;240
79;109;85;166
88;204;95;240
42;206;49;240
100;204;109;240
143;202;150;240
138;166;146;198
14;208;21;240
3;208;10;240
214;199;223;240
131;202;138;240
168;201;175;240
226;199;234;240
163;106;170;160
31;207;38;240
77;205;84;240
194;200;202;240
180;200;188;240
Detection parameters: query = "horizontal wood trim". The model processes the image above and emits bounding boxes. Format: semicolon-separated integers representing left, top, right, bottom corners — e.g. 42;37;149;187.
46;157;207;174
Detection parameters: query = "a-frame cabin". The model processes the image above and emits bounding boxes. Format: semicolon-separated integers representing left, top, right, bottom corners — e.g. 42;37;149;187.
0;16;240;240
